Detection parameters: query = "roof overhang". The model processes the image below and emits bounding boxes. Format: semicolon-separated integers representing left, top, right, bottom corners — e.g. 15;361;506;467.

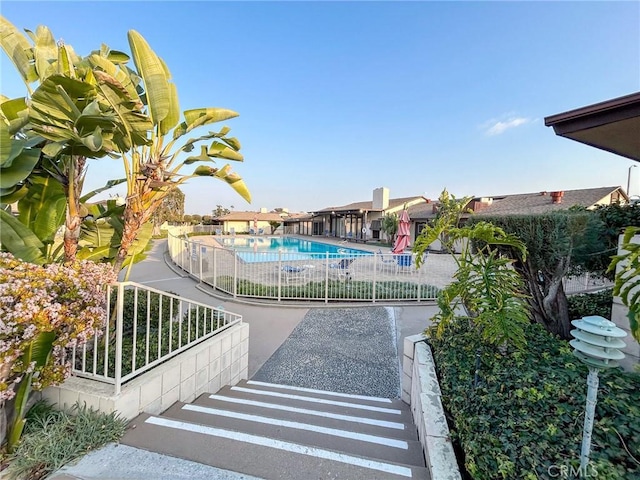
544;92;640;162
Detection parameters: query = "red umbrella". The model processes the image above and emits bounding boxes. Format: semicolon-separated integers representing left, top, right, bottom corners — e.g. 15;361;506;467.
392;210;411;254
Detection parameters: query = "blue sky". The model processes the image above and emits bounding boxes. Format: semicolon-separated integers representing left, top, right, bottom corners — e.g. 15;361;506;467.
2;1;639;215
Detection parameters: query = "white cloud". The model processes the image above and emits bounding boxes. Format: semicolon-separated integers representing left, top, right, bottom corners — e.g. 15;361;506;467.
484;117;531;136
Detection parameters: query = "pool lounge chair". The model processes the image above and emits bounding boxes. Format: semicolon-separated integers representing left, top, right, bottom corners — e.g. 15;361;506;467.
377;249;396;271
281;265;309;285
329;257;355;281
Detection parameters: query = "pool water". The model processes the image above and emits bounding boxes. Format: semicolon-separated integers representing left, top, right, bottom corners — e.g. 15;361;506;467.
219;236;371;263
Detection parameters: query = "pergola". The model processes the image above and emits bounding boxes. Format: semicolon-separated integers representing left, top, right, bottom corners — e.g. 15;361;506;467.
544;91;640;162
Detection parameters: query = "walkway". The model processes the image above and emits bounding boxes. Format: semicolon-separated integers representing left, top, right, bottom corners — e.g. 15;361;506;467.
47;238;438;480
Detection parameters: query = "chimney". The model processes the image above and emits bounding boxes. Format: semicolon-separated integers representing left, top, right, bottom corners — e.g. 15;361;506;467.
551;191;564;204
372;187;389;210
472;197;493;212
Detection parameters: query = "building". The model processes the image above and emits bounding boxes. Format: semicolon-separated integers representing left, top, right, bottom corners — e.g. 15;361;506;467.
285;187;429;242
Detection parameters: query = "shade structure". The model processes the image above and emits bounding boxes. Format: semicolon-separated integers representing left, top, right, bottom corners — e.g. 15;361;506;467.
392;210;411;254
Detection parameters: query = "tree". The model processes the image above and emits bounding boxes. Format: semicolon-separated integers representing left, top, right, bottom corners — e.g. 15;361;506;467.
414;189;530;349
1;18;252;272
212;205;231;217
475;212;605;339
151;188;184;232
380;213;398;245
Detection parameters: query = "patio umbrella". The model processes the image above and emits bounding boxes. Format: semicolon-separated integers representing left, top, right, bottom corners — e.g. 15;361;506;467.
392;209;411;254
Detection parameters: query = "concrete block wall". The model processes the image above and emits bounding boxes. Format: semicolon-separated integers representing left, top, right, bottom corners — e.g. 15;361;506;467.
43;323;249;420
403;334;461;480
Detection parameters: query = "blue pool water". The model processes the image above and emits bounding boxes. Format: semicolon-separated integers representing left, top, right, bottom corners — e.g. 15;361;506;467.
219;236;371;263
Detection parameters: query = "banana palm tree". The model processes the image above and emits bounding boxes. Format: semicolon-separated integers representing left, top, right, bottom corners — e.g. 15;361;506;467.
1;18;250;271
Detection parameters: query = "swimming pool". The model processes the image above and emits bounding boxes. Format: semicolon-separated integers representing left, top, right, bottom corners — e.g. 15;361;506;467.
218;236;371;263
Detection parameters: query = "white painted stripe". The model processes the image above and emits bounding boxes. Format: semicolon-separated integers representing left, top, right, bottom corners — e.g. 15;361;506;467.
145;416;413;478
182;404;408;449
208;394;406;430
246;380;393;403
231;386;402;414
140;277;183;284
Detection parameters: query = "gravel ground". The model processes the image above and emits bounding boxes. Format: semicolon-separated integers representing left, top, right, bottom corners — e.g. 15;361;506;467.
252;306;401;398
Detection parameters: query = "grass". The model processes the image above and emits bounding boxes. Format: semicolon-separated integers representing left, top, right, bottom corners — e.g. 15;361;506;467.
2;401;127;480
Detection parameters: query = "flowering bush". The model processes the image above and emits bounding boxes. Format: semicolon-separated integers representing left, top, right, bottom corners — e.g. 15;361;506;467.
0;253;116;401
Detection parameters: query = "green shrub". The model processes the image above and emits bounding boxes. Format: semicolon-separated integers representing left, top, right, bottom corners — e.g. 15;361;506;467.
429;321;640;479
216;278;439;301
6;401;126;480
567;288;613;321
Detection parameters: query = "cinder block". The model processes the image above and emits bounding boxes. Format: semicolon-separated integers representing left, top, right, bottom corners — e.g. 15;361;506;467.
78;393;101;412
208;374;221;394
41;387;60;407
99;397;115;414
161;386;180;411
231;345;241;363
180;355;197;381
196;349;210;372
220;367;230;386
162;365;181;394
232;329;241;345
241;324;249;340
140;375;162;409
209;340;221;360
144;397;162;415
425;435;462;480
231;359;240;378
209;357;221;378
221;351;231;369
221;335;232;353
421;393;449;438
196;368;208;390
59;388;80;410
180;374;196;403
403;355;413;378
117;387;141;420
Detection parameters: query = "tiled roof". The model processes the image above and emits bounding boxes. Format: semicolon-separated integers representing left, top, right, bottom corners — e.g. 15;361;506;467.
215;211;306;222
315;196;425;213
472;186;625;216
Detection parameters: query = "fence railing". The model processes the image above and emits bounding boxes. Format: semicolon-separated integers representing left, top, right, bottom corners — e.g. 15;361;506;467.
167;228;612;303
72;281;242;393
167;231;459;303
563;273;613;295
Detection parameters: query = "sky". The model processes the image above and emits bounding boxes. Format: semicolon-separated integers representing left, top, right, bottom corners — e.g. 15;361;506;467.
2;1;639;215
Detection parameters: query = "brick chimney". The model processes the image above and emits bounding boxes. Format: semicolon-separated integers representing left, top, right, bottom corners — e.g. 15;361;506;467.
551;191;564;204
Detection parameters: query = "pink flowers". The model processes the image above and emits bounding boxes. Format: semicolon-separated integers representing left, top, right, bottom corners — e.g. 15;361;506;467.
0;253;116;401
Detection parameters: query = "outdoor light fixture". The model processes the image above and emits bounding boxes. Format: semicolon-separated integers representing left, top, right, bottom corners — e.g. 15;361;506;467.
570;316;627;471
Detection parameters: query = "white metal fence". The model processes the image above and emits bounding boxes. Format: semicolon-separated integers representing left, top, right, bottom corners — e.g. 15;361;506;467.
168;232;458;303
72;281;242;393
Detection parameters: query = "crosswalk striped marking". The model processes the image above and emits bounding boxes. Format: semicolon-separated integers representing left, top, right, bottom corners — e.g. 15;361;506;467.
231;386;402;414
208;394;406;430
182;403;409;449
145;416;413;478
246;380;394;403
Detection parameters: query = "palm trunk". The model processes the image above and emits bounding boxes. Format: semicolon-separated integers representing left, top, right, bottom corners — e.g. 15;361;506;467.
113;204;149;273
63;156;86;263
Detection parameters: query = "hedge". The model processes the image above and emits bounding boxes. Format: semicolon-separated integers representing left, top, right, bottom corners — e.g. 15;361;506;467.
429;321;640;480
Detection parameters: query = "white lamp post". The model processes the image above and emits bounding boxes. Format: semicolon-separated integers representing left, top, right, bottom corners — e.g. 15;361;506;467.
570;316;627;470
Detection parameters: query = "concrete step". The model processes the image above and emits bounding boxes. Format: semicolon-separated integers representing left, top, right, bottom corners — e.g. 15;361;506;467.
122;412;430;480
213;381;413;424
163;401;425;467
193;391;418;441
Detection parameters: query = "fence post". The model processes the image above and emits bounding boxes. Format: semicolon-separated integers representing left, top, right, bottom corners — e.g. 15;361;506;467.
114;283;125;396
233;252;238;298
277;250;282;302
213;246;217;289
372;252;377;303
324;252;330;304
